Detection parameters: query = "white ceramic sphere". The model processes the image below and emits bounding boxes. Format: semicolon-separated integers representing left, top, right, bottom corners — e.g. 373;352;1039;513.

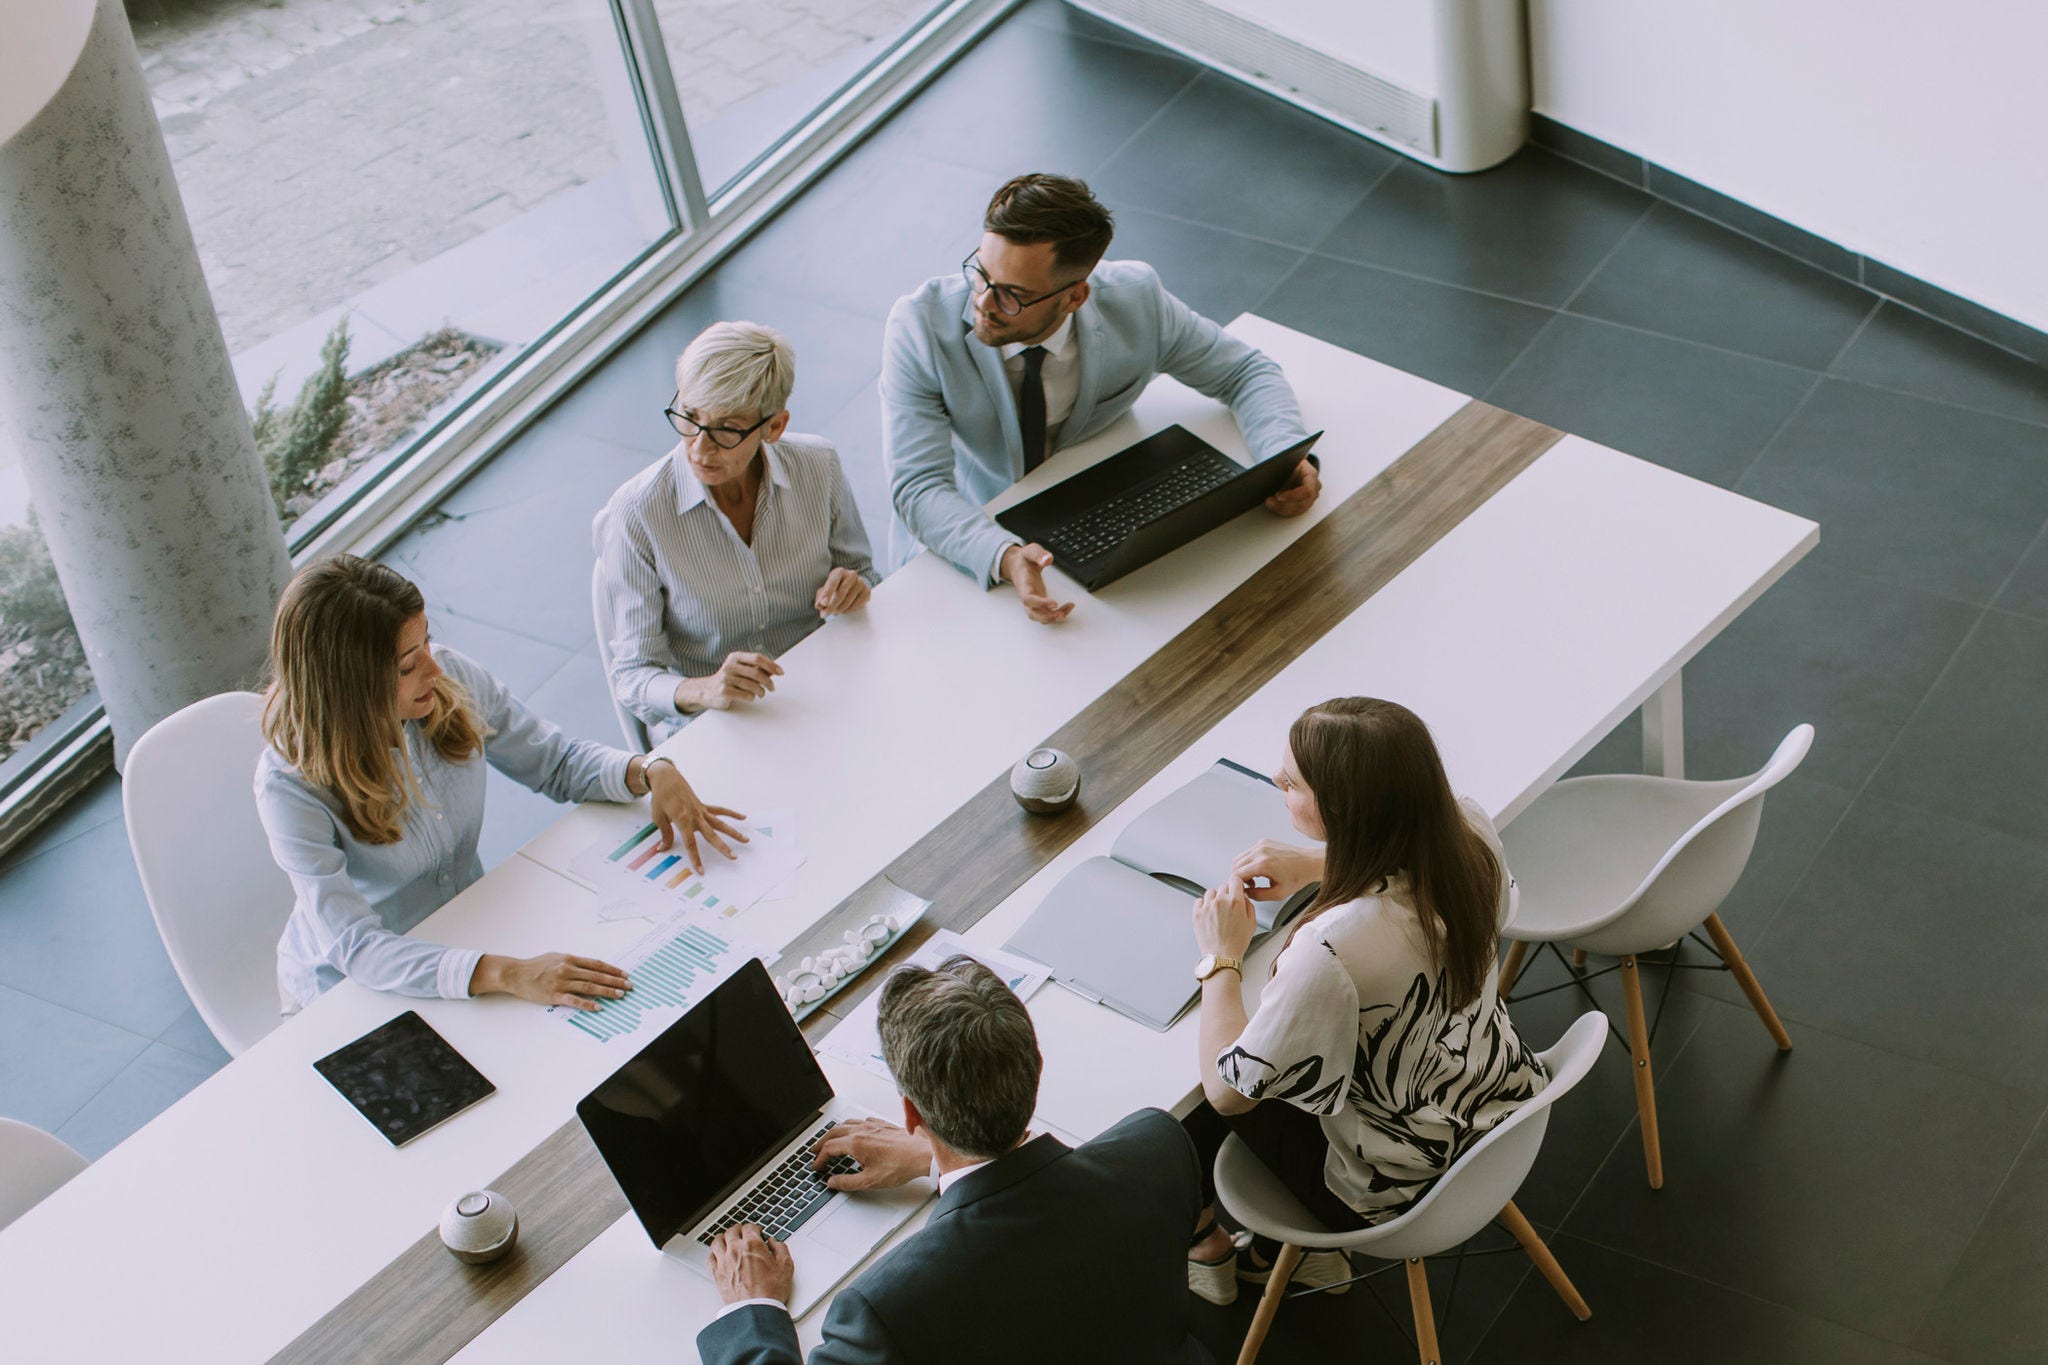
440;1189;519;1264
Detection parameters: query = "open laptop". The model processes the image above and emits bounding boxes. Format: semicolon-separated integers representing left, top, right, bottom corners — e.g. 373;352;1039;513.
995;425;1322;591
577;958;924;1319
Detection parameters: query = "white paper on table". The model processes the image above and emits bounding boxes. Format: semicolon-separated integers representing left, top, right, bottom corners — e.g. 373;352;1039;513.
564;811;802;922
819;930;1050;1082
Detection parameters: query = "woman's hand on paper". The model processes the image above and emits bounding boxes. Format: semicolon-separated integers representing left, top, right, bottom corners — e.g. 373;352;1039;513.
1194;881;1258;960
1231;839;1324;905
647;760;747;873
472;953;629;1011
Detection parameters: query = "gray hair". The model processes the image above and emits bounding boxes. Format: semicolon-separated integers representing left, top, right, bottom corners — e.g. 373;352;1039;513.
877;955;1041;1159
673;320;795;418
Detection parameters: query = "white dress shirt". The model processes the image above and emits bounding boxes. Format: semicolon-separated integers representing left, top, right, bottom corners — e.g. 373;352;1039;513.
594;435;877;740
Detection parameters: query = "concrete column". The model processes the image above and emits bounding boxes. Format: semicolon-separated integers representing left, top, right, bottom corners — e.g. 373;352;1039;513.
0;0;292;765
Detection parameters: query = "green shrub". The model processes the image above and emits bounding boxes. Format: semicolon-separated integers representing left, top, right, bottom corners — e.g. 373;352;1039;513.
254;317;353;519
0;509;74;638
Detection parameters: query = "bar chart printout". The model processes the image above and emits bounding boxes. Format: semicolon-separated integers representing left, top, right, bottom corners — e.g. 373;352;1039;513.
561;919;750;1043
566;815;801;920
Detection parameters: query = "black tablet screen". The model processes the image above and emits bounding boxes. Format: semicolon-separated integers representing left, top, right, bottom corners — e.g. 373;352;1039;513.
313;1010;495;1146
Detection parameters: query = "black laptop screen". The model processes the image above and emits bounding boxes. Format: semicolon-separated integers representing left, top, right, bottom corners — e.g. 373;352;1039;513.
578;958;833;1248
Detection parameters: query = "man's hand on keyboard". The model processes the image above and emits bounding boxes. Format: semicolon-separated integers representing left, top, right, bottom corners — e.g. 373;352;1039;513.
1265;458;1320;518
1000;543;1075;624
812;1118;930;1191
708;1224;795;1306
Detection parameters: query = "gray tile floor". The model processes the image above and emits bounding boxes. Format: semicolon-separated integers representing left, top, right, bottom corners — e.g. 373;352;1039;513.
4;2;2047;1358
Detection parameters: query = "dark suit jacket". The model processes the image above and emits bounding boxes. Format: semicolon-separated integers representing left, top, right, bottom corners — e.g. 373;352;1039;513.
695;1108;1213;1365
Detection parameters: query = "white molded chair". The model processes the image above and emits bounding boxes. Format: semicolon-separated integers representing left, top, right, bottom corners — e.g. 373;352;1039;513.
1218;1012;1606;1365
123;692;294;1057
1496;725;1811;1189
0;1119;89;1232
590;559;652;754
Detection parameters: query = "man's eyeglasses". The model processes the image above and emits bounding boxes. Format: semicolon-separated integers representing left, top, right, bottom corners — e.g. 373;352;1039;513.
961;253;1084;317
665;395;773;448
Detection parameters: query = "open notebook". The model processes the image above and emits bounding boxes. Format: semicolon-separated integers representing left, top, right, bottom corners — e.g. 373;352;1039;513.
1004;759;1317;1031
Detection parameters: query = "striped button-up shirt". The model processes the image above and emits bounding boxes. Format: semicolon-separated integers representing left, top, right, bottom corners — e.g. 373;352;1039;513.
594;435;878;737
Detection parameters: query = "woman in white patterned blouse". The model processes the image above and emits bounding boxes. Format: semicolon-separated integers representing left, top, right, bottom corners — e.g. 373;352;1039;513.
1182;697;1548;1305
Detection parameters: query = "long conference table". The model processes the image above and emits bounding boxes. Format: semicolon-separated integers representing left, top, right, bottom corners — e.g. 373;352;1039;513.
0;318;1815;1362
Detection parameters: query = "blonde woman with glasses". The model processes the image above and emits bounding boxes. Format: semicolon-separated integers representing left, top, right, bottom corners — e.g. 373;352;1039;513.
257;555;743;1014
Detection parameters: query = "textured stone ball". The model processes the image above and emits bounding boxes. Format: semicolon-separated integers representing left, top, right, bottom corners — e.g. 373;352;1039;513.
1010;748;1081;815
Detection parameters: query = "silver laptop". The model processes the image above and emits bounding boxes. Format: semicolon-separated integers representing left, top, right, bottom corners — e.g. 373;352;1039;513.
577;958;924;1318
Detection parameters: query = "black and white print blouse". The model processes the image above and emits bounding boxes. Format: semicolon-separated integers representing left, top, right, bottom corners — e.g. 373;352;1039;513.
1216;800;1549;1223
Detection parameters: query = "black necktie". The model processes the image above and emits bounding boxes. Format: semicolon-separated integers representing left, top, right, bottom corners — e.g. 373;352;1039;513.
1019;345;1048;473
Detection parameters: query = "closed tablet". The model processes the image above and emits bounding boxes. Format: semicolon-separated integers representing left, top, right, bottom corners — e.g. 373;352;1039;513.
313;1010;495;1147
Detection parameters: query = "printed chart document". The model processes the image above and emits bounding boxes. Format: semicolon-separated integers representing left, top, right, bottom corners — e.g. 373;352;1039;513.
819;930;1049;1082
1003;759;1316;1032
564;811;801;924
550;906;771;1043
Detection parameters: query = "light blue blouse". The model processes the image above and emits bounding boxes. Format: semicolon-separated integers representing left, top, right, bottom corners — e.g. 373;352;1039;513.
257;646;635;1010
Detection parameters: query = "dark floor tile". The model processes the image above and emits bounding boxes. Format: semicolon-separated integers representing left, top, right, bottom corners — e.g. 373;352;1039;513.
1864;259;2048;369
1527;114;1644;187
1639;561;1974;792
1914;1112;2048;1365
1643;165;1859;281
154;1004;232;1067
0;818;194;1038
1831;302;2048;429
818;379;893;555
1485;313;1818;487
1722;798;2048;1095
1569;203;1876;370
1866;610;2048;846
1259;255;1552;396
538;276;883;452
55;1041;221;1160
1501;947;1709;1228
1315;149;1651;307
0;983;150;1133
437;422;652;522
1994;543;2048;623
859;17;1197;180
1187;1226;1538;1365
1098;207;1307;335
1564;1000;2037;1342
1011;0;1165;53
524;642;634;757
390;480;614;651
1094;71;1397;250
1738;379;2048;604
427;608;577;700
717;150;997;320
0;770;123;877
1473;1236;1949;1364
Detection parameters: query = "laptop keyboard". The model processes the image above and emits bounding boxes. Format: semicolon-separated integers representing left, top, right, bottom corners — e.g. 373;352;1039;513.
1041;450;1242;564
698;1119;862;1245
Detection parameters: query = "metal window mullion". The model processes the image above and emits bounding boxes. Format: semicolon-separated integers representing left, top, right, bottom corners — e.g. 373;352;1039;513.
614;0;711;232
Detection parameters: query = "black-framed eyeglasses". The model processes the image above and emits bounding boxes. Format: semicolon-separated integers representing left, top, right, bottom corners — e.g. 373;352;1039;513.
961;253;1083;317
665;395;773;448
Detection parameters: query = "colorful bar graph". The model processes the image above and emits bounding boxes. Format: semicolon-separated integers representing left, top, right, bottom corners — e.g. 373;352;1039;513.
608;824;658;861
567;923;737;1042
645;854;680;880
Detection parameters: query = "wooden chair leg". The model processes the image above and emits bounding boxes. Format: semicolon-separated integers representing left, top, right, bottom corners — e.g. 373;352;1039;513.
1619;955;1664;1189
1235;1243;1301;1365
1404;1258;1441;1365
1498;1200;1591;1321
1703;913;1792;1051
1572;947;1588;968
1498;939;1528;996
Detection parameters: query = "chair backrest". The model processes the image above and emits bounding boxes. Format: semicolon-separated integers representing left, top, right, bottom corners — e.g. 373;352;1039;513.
1579;724;1813;954
1356;1010;1608;1260
122;692;293;1057
0;1118;88;1232
590;558;651;754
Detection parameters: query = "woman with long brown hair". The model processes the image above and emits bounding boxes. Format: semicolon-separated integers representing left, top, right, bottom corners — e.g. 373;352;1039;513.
1182;697;1548;1304
258;555;743;1013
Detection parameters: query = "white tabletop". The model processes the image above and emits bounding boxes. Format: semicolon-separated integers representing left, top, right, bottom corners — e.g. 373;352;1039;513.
453;432;1816;1361
0;320;1477;1362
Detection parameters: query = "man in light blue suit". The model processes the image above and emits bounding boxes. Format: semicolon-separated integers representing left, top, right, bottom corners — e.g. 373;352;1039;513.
881;173;1320;622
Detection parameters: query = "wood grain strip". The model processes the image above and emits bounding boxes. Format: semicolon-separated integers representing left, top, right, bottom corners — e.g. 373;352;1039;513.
273;399;1560;1363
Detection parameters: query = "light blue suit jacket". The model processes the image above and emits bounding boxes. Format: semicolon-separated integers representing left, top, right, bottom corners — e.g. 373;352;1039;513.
880;259;1309;580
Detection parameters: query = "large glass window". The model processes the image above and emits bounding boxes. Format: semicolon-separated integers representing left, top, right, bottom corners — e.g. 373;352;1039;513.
130;0;675;539
659;0;951;195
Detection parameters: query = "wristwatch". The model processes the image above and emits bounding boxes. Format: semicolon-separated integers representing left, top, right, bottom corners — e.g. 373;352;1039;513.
1194;953;1243;983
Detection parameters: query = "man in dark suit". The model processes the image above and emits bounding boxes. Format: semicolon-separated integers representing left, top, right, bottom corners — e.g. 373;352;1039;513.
696;955;1213;1365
